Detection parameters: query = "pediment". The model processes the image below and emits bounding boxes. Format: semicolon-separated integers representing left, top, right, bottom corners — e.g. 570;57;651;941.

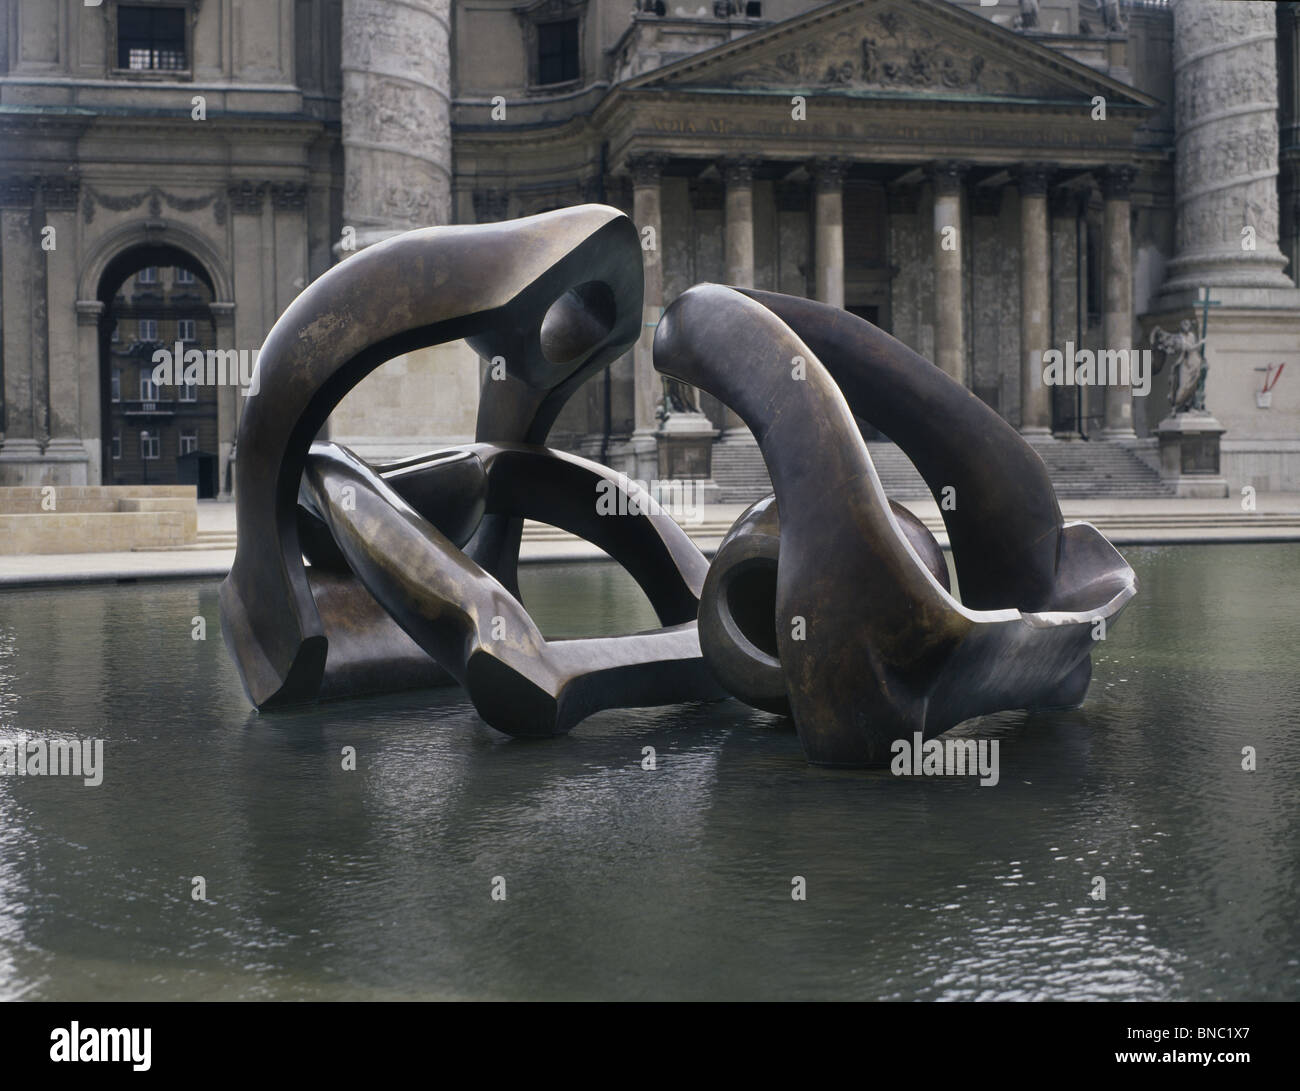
628;0;1156;107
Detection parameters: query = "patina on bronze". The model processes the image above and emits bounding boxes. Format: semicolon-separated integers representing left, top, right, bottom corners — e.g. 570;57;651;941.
220;205;721;718
222;207;1136;768
655;284;1137;766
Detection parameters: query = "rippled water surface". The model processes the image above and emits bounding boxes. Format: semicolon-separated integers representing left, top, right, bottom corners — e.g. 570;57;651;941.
0;545;1297;1000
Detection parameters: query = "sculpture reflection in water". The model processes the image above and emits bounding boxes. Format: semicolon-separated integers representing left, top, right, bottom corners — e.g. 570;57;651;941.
220;206;1137;767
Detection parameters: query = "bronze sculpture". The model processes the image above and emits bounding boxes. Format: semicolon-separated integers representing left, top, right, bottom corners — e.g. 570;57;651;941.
221;205;1136;766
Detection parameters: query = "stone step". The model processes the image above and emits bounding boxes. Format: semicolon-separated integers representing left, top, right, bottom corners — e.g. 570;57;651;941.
711;438;1176;504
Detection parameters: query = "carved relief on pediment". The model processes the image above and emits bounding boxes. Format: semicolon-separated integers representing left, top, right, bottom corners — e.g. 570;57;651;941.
708;10;1072;97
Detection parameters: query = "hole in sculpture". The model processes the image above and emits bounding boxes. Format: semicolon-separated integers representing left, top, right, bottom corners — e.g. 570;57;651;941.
540;281;618;366
726;560;779;659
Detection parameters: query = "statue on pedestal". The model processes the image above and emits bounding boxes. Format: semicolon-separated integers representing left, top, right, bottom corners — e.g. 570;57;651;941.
1151;319;1209;414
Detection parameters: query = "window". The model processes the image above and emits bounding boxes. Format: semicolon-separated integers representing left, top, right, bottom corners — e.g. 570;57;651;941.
745;1;762;15
117;6;187;71
179;430;198;456
175;267;195;284
112;432;122;461
179;379;198;403
140;431;160;461
138;266;158;285
138;318;158;341
537;20;579;85
177;319;196;342
111;369;121;403
140;374;162;402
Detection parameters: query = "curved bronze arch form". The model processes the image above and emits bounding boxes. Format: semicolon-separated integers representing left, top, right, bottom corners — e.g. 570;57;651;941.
298;443;724;736
221;206;644;708
654;285;1136;766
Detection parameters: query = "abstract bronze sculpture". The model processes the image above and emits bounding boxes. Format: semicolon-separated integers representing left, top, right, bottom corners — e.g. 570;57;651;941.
221;205;1136;766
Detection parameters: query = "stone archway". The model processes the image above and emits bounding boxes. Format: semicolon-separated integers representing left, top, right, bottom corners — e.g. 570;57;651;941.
76;221;236;492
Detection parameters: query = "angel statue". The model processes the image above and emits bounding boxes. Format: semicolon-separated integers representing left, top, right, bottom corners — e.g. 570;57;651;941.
656;377;700;423
1150;319;1208;415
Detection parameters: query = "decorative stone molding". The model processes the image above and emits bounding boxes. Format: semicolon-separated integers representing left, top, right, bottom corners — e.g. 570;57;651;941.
82;183;227;224
227;181;268;215
41;173;81;211
75;300;106;327
628;152;668;188
811;157;848;191
270;182;308;212
1015;163;1052;197
208;301;236;326
1100;164;1138;201
0;176;38;208
928;160;968;196
719;157;757;187
707;5;1062;97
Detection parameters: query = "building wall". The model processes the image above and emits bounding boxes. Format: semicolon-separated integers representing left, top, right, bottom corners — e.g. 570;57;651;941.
2;0;1298;495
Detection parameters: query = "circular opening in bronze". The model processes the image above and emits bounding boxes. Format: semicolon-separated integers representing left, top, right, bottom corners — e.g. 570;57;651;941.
724;559;779;659
539;281;618;366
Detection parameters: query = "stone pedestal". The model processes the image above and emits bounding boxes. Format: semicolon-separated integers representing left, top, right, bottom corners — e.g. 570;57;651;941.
1157;413;1228;497
655;411;722;505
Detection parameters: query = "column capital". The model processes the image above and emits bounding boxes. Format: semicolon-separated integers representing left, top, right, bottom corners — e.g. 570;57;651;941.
928;160;969;196
1100;164;1138;201
810;157;848;191
0;175;38;209
208;301;237;327
40;172;81;211
628;152;668;187
269;181;307;212
75;299;105;326
718;156;758;187
1015;163;1053;197
227;180;268;215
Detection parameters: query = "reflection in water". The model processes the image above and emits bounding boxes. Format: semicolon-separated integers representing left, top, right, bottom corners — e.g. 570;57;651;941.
0;546;1296;1000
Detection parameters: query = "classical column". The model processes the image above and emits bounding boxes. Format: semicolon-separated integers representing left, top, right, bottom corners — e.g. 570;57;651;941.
340;0;451;249
630;153;667;478
720;157;757;439
1100;165;1138;437
0;176;41;477
930;161;968;385
1017;164;1052;435
1162;0;1293;291
75;300;105;485
721;157;756;288
38;173;85;481
812;157;846;309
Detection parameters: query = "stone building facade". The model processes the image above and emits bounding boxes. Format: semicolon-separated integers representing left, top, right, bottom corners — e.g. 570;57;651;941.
1;0;1298;495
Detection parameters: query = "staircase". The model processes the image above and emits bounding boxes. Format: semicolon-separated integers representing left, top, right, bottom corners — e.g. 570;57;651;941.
709;437;1173;505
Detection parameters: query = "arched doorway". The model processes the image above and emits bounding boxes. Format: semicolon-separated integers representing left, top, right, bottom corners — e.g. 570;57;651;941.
95;244;221;496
